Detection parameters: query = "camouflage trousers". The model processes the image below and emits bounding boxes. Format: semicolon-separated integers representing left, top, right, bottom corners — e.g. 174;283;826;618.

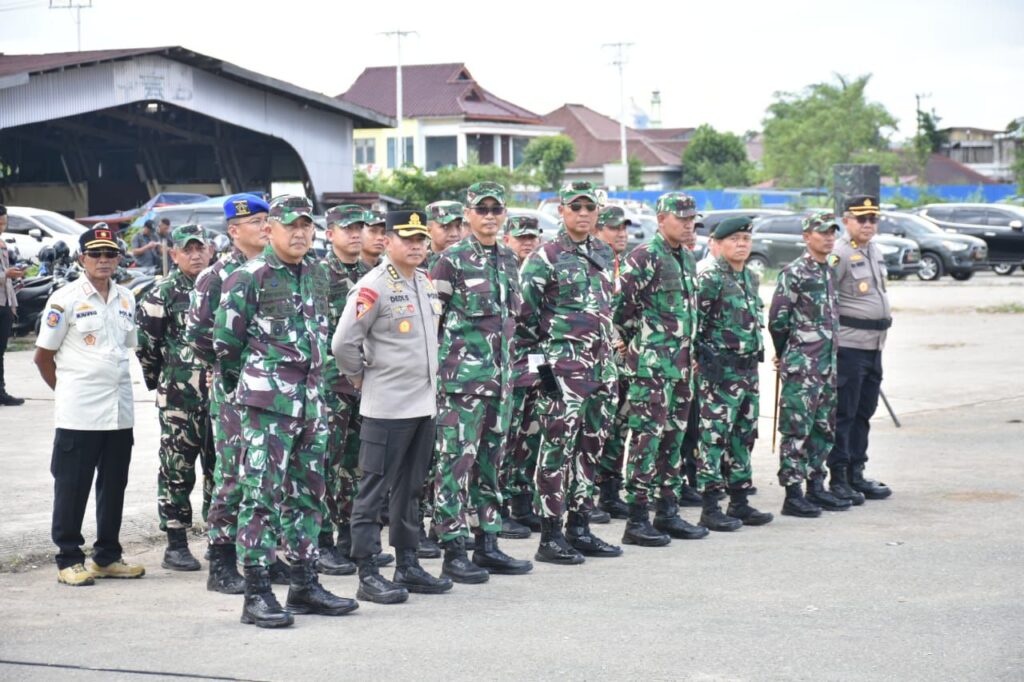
534;378;616;519
696;366;759;493
623;374;693;506
206;400;244;546
433;393;510;542
321;391;361;539
157;406;214;531
236;406;328;567
778;373;836;486
595;378;629;486
499;385;542;501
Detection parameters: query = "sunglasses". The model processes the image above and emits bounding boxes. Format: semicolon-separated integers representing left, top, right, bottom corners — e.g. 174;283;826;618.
568;202;598;213
854;215;879;225
472;206;506;216
84;249;120;259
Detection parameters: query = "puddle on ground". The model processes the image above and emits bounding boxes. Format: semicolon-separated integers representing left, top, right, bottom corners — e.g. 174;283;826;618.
942;491;1019;503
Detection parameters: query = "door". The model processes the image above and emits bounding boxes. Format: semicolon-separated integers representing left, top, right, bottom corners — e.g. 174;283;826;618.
982;208;1024;263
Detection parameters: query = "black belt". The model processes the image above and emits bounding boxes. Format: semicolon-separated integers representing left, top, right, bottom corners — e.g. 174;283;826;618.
840;316;892;331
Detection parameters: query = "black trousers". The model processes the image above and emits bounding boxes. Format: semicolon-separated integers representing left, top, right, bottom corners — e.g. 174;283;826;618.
681;394;699;487
828;347;883;471
0;305;12;391
350;415;434;560
51;428;134;569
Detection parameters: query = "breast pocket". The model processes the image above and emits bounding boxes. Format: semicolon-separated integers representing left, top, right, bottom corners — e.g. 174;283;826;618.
390;307;416;335
463;290;501;318
556;267;589;307
656;276;684;308
849;263;873;296
74;315;104;345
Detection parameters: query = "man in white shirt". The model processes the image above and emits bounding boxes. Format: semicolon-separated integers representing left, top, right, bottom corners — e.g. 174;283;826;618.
34;226;146;587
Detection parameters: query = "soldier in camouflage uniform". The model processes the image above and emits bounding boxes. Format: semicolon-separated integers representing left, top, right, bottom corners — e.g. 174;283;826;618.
187;194;269;594
614;194;709;546
425;200;464;270
316;205;370;575
136;224;215;572
695;217;773;531
361;211;388;268
429;182;532;583
215;195;357;628
517;180;622;565
769;212;852;518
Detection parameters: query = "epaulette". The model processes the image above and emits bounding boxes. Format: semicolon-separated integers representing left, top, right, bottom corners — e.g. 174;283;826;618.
386;264;401;281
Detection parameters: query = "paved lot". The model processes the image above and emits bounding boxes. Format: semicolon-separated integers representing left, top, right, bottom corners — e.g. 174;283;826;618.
0;273;1022;681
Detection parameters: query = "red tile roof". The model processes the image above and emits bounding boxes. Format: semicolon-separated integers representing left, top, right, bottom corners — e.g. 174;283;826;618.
338;63;543;124
542;104;685;168
924;153;999;184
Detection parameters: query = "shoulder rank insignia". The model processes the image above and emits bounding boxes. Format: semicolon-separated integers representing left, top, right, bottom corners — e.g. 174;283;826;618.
387;264;401;281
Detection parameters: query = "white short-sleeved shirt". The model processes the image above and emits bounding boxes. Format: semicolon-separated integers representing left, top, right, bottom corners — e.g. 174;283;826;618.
36;277;138;430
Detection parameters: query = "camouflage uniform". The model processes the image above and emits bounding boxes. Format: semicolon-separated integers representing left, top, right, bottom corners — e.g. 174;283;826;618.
695;256;764;493
614;230;698;505
517;228;618;518
214;244;331;567
137;266;214;530
595;248;628;491
188;247;249;546
430;233;521;542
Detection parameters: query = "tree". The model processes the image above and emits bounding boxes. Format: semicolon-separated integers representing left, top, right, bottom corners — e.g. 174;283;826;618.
627;155;644;189
1013;152;1024;191
521;135;576;190
680;124;753;187
761;74;898;187
352;164;521;208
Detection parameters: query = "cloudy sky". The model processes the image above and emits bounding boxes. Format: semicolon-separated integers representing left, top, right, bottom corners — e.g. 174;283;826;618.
1;0;1021;140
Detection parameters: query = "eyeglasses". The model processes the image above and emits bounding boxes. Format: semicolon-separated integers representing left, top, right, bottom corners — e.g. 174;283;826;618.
472;206;506;216
854;215;879;225
568;202;598;213
84;249;120;259
236;216;269;228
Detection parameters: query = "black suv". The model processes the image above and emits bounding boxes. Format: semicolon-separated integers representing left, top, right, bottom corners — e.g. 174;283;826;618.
913;203;1024;275
698;208;793;237
748;214;921;279
878;212;988;281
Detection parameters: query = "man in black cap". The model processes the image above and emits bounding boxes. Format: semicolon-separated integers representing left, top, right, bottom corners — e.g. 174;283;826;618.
131;219;163;272
0;204;26;406
333;210;452;603
34;226;146;586
827;195;893;501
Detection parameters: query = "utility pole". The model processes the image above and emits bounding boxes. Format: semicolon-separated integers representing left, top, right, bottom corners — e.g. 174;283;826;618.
915;92;931;138
49;0;92;52
603;42;634;165
380;30;418;169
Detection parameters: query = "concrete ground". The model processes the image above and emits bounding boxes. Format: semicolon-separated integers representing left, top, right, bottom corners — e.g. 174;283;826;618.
1;271;1022;681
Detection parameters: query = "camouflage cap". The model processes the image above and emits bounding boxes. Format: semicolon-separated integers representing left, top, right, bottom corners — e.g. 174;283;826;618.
426;200;465;225
366;210;387;227
845;195;880;216
466;182;505;207
656;192;698;217
504;215;541;237
596;206;632;229
325;204;370;228
269;195;314;225
171;223;208;248
559;180;599;205
385;210;430;238
712;216;753;239
802;211;841;233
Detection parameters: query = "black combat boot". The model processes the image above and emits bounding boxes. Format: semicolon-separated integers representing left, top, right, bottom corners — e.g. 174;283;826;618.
498;503;532;539
417;523;442;559
393;548;453;594
850;464;892;500
653;498;710;539
806;477;852;511
589;507;612;524
535;517;584;565
598;478;630;519
162;528;201;571
677;483;703;508
471;532;533;574
286;560;358;616
441;537;490;584
240;566;293;628
207;543;245;594
317;532;357;576
699;492;743;532
564;511;623;558
781;483;823;518
268;556;290;585
621;502;671;547
829;466;866;506
510;493;543;532
726;490;774;526
356;556;409;604
0;386;25;406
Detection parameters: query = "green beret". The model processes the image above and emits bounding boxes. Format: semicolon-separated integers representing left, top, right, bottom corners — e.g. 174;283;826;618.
712;216;753;239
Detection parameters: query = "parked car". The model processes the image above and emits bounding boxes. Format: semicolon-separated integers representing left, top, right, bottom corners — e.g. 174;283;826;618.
878;211;988;281
748;214;921;279
507;207;561;243
698;208;794;237
1;206;85;260
149;204;230;235
913;203;1024;275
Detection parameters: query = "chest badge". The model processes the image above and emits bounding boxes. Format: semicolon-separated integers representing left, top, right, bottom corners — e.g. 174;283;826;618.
858;281;869;293
84;333;97;346
398;319;412;333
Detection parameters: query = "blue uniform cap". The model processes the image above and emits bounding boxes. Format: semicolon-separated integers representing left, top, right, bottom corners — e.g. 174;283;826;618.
224;193;270;220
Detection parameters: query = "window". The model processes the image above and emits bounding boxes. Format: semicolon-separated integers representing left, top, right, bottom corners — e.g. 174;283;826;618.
512;137;529;169
923;206;954;221
4;215;38;235
985;208;1024;227
355;138;376;166
756;217;802;235
951;208;988;225
386;136;414;168
425;136;458;171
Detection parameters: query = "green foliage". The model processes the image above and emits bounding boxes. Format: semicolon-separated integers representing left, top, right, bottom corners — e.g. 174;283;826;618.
1012;150;1024;189
354;165;523;208
761;74;897;187
680;124;753;188
627;155;644;189
520;135;576;190
738;193;762;208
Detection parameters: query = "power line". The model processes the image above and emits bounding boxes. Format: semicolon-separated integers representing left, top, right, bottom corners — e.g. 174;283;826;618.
48;0;92;51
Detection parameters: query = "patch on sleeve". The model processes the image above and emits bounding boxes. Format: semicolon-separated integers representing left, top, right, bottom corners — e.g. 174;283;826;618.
355;287;379;319
827;253;840;267
45;309;62;328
